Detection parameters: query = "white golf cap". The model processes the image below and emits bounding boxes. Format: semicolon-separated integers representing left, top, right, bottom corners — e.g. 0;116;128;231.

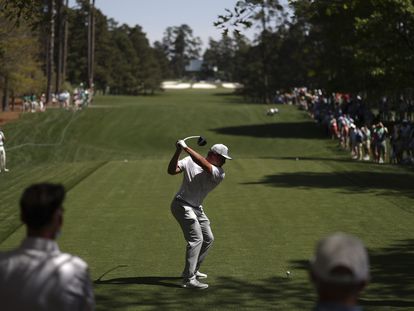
210;144;232;160
310;232;370;284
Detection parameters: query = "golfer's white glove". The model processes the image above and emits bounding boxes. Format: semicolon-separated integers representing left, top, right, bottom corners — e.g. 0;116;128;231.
177;140;188;149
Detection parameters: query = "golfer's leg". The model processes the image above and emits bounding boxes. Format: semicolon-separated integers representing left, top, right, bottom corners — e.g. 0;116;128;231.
196;210;214;271
171;201;203;279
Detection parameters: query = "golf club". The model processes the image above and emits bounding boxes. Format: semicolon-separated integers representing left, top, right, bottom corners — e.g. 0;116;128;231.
183;135;207;146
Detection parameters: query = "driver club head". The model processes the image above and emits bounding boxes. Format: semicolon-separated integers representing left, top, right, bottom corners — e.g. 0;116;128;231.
197;136;207;146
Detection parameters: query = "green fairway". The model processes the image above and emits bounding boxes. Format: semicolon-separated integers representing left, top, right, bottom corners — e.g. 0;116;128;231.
1;89;414;310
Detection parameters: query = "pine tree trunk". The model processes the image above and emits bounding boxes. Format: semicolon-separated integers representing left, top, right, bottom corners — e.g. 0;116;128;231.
88;0;95;88
11;91;15;111
46;0;55;104
91;0;95;88
2;76;9;112
62;0;69;84
261;2;269;104
55;0;63;94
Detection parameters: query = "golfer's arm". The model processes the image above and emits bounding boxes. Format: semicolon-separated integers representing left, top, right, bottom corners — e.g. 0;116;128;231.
184;147;213;174
167;148;182;175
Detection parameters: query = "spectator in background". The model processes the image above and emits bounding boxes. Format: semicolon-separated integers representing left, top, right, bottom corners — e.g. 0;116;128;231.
310;232;370;311
0;128;9;173
40;93;46;111
355;126;364;161
349;124;358;159
0;183;95;311
361;125;371;161
373;122;388;163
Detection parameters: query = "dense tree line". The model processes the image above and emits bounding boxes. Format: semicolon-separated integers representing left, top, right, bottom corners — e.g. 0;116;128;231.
214;0;414;104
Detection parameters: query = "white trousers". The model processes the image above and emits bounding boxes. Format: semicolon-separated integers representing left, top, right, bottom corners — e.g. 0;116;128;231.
171;198;214;280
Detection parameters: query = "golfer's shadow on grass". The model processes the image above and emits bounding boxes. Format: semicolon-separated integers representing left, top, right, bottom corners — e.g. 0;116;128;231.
95;276;182;288
94;265;182;288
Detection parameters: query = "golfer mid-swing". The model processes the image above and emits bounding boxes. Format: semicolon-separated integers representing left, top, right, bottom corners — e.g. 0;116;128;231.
168;139;232;289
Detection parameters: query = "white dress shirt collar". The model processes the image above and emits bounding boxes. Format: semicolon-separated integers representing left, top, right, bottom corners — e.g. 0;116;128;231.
20;237;60;254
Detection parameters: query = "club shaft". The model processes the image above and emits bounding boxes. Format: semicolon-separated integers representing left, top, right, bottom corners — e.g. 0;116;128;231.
183;136;200;141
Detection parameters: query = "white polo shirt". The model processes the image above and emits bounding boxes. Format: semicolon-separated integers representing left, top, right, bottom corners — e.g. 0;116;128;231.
0;237;95;311
176;156;225;207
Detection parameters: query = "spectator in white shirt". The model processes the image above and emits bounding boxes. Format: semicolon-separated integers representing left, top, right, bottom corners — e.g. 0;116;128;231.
0;129;9;172
0;183;95;311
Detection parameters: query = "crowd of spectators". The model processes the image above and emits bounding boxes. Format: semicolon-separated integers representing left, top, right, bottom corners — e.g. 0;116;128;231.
273;88;414;165
18;83;93;113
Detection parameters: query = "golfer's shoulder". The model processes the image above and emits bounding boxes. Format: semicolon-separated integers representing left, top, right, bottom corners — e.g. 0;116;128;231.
211;165;225;180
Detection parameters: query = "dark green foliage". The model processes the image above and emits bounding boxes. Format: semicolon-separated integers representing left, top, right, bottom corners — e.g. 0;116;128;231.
159;24;202;78
66;7;168;95
213;0;414;103
1;0;170;98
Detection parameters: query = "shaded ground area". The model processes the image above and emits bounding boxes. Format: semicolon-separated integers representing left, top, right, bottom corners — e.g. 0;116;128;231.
364;239;414;307
212;122;326;139
94;240;414;310
94;275;313;310
242;171;414;200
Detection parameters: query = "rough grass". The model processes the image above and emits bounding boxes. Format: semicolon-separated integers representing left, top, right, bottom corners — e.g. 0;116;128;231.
0;89;413;310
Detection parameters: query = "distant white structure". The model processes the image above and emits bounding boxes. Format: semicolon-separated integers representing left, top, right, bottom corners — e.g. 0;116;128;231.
222;83;243;89
192;82;217;89
161;82;191;89
161;81;243;90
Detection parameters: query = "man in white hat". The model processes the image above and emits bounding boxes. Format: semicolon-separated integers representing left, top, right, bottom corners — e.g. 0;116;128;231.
168;140;232;289
310;232;370;311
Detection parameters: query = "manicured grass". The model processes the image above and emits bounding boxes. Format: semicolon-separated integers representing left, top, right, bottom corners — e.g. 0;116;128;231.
1;89;414;310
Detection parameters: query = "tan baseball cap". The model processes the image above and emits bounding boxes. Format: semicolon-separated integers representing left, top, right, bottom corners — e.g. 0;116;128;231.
210;144;232;160
310;232;370;284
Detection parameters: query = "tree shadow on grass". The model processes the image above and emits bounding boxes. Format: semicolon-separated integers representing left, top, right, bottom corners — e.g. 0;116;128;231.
212;92;237;97
262;156;355;164
94;274;314;310
242;171;414;201
363;239;414;307
93;240;414;310
211;122;326;139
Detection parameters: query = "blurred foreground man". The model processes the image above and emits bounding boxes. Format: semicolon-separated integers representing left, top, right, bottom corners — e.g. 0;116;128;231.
310;232;370;311
168;140;232;289
0;183;95;311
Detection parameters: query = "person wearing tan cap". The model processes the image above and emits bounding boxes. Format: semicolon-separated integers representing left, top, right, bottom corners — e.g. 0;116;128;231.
168;141;232;289
310;232;370;311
